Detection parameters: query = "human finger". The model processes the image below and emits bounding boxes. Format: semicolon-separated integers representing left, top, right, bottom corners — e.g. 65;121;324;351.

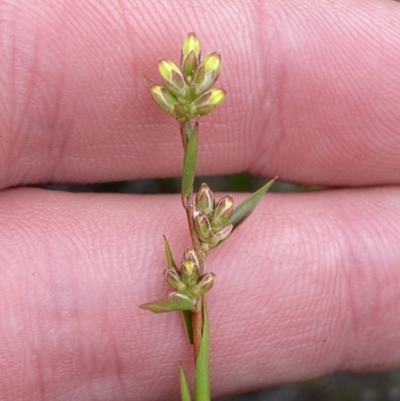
0;0;399;189
1;187;399;400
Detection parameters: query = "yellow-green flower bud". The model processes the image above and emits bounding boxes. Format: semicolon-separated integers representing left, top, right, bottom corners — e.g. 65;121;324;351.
163;267;187;293
194;211;214;243
181;259;200;286
182;33;201;60
188;88;226;118
211;194;234;231
210;224;233;246
158;59;189;99
150;85;178;116
181;32;201;79
192;52;221;96
196;183;215;218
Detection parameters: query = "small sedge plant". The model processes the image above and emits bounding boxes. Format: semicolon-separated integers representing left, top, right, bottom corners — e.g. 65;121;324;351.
140;33;274;401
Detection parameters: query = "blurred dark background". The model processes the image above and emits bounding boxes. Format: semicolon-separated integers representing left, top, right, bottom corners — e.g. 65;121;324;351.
47;174;400;401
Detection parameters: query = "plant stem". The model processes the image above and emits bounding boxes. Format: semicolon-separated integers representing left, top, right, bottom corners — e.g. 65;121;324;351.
179;122;188;149
192;298;203;359
180;121;205;360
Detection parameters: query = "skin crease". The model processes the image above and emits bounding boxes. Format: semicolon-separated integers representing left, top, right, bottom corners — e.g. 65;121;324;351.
0;0;399;400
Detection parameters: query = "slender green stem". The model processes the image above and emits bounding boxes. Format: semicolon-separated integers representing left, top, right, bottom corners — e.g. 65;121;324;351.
179;120;205;359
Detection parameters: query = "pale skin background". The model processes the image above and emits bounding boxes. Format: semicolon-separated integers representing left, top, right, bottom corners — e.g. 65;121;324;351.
1;0;400;400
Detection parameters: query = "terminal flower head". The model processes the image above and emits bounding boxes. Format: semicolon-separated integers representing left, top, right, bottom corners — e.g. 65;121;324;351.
149;33;226;122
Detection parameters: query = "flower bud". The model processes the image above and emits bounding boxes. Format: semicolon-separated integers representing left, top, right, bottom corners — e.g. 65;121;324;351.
163;267;187;293
183;247;200;267
181;50;199;81
196;183;215;218
194;212;214;243
211;195;234;231
150;85;178;115
197;272;215;295
210;224;233;246
182;33;201;60
158;59;189;99
188;88;226;118
181;32;201;79
181;259;200;286
192;52;221;96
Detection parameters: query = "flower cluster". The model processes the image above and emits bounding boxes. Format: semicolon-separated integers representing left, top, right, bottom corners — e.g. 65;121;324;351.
195;183;233;254
163;247;215;311
160;184;233;310
149;33;226;123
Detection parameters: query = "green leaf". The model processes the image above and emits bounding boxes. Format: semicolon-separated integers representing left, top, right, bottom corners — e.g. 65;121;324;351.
163;235;177;268
181;310;194;344
195;298;210;401
180;363;192;401
182;122;199;197
226;178;276;232
139;293;195;313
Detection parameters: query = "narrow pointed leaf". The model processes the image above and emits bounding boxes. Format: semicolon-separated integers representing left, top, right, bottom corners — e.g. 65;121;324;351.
139;294;194;314
195;298;210;401
182;122;199;197
181;310;194;344
180;363;192;401
163;235;177;268
226;178;276;231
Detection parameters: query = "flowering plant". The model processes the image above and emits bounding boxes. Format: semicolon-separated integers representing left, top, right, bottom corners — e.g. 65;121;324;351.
140;33;274;401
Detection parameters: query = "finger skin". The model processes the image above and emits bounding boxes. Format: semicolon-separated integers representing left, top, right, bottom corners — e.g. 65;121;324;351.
0;0;400;189
1;188;400;400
